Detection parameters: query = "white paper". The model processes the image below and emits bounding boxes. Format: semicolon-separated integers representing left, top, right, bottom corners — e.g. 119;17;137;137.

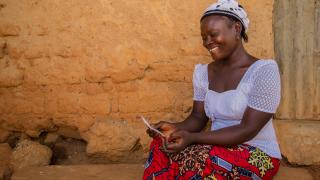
141;116;165;137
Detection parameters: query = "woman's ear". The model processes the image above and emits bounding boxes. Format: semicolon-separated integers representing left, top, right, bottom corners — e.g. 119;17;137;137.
234;22;242;39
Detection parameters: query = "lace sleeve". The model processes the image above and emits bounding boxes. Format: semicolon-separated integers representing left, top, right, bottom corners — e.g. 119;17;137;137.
193;64;207;101
248;62;281;113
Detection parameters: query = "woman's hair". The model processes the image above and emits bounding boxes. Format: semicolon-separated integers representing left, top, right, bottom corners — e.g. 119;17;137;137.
227;16;248;43
201;1;250;43
201;14;249;43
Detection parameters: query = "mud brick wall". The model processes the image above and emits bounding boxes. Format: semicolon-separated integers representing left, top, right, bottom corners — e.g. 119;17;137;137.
0;0;274;159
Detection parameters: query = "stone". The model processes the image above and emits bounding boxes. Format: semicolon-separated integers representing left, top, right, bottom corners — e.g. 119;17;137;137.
44;133;60;145
145;62;192;82
24;47;43;59
6;132;22;148
101;80;113;92
24;58;83;85
118;83;175;113
0;129;10;143
56;93;80;114
11;140;52;169
0;23;20;36
5;42;23;59
25;130;41;138
0;39;6;59
274;166;313;180
54;47;77;58
85;83;105;95
114;82;139;92
57;126;82;140
85;119;141;162
274;120;320;165
0;66;24;87
84;58;111;83
78;94;112;115
110;62;146;83
19;133;30;141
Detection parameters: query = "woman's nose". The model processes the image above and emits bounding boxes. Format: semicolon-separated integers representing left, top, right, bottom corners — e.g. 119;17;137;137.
204;36;213;47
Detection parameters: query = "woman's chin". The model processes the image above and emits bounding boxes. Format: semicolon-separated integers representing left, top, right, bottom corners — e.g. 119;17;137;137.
210;54;222;61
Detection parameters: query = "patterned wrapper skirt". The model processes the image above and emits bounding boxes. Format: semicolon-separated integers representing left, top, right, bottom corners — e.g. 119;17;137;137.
143;137;280;180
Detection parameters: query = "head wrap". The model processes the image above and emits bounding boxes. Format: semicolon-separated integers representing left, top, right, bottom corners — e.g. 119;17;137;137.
201;0;249;32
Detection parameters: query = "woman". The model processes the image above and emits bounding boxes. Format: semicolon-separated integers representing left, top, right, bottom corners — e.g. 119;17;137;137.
143;0;281;179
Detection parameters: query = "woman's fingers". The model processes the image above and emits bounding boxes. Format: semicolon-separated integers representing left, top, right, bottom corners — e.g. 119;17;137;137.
168;130;183;141
146;121;166;137
166;142;180;150
146;128;156;137
152;121;166;130
147;121;178;140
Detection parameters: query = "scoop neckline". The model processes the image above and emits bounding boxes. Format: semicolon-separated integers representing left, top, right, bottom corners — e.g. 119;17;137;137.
206;59;263;94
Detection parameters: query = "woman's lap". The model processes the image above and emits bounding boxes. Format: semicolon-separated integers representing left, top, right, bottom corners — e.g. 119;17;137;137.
143;137;279;180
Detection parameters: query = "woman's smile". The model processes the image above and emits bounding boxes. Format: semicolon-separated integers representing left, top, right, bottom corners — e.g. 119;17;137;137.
209;46;219;53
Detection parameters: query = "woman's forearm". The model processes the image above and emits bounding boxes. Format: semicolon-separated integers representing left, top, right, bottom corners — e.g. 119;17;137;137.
191;124;257;146
174;113;208;133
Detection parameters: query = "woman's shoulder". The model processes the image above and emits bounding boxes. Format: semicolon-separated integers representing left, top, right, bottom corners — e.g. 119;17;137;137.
252;59;280;73
255;59;278;67
247;59;281;85
193;63;208;75
194;63;208;70
193;63;209;83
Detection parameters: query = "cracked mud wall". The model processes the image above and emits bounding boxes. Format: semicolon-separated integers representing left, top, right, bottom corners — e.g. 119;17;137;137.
0;0;274;159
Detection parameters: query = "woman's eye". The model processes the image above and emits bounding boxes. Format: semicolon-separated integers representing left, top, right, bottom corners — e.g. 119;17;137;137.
211;32;219;37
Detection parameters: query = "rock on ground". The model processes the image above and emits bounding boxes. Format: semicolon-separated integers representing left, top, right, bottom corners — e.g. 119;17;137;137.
44;133;60;146
57;127;82;140
84;119;142;162
11;140;52;170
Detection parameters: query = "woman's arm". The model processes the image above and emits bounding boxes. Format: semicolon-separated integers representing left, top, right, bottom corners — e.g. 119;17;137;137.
174;101;209;133
191;107;273;146
149;101;209;138
166;62;281;152
166;107;273;152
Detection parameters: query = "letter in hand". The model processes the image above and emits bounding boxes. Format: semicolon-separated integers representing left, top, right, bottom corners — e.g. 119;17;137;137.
151;121;177;139
142;116;179;151
141;116;165;137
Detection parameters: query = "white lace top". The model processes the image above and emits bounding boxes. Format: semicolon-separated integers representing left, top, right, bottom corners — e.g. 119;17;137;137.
193;59;282;159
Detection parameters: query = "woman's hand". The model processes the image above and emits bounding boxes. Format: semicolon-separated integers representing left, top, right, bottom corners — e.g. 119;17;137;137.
164;130;194;153
146;121;178;139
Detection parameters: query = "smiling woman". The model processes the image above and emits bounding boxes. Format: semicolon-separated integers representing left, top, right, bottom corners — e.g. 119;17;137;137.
143;0;282;179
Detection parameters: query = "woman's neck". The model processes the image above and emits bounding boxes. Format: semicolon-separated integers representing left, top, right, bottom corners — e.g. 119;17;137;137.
216;44;254;68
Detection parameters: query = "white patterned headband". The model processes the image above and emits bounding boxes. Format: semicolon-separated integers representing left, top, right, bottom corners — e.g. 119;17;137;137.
201;0;249;32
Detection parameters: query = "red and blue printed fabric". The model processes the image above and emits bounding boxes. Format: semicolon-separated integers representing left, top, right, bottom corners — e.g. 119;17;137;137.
143;137;280;180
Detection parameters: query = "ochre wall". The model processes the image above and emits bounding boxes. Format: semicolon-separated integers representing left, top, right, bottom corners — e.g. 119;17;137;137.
0;0;274;159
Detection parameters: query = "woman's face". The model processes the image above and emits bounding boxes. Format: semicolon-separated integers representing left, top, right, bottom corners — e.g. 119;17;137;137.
200;15;240;61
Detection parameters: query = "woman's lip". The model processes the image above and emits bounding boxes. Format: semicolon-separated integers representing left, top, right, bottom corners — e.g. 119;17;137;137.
209;47;219;53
